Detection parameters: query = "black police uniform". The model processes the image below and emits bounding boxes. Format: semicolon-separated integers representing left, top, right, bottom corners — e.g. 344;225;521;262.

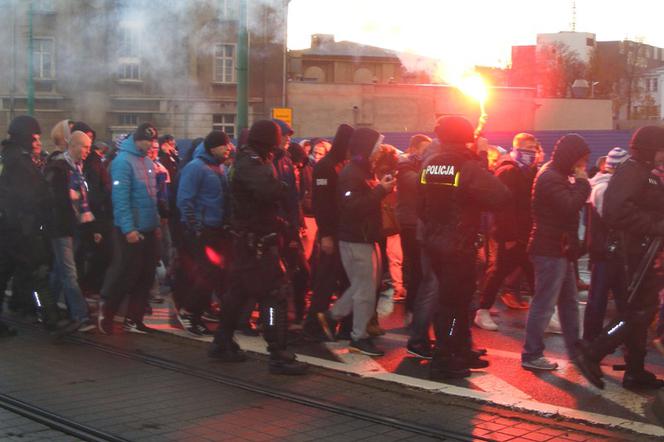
418;139;510;379
209;120;307;375
576;126;664;389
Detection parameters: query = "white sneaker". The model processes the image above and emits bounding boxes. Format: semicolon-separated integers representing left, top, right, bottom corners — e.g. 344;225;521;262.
522;356;559;371
474;309;498;331
545;309;563;334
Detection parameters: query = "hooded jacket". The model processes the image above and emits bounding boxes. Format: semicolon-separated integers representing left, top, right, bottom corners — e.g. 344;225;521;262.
337;128;388;243
110;135;159;234
312;124;353;238
528;134;591;258
491;158;536;243
177;143;226;230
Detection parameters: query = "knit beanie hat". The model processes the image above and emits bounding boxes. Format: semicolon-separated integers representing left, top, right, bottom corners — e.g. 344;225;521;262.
8;115;41;151
204;130;230;151
434;116;474;144
134;123;158;142
605;147;629;171
71;121;96;143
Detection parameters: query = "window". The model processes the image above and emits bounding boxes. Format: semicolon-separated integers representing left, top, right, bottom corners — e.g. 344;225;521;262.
654;78;659;92
212;114;236;139
118;113;138;126
219;0;237;19
645;78;651;92
32;38;54;80
118;62;140;80
117;22;141;81
33;0;55;13
586;38;594;47
214;44;236;83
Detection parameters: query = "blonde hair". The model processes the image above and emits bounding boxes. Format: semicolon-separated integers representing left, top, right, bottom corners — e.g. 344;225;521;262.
50;119;71;150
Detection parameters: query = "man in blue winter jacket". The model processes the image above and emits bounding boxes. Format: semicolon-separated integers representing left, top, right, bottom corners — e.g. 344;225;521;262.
98;123;160;334
175;131;232;336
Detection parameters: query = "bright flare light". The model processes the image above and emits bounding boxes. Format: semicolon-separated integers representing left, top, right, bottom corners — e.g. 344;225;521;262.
456;74;489;115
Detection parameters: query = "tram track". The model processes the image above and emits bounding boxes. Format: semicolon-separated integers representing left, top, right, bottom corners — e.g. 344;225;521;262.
60;332;487;442
0;392;129;442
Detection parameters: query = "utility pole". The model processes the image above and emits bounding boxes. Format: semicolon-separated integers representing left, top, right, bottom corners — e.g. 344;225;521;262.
27;0;35;116
236;0;249;133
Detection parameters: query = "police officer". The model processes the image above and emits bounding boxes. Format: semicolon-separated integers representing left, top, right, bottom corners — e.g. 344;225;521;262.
576;126;664;389
418;116;510;379
208;120;307;375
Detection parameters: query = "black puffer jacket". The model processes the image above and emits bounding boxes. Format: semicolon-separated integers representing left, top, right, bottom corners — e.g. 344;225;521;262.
312;124;353;238
491;159;536;243
528;134;591;258
337;128;387;243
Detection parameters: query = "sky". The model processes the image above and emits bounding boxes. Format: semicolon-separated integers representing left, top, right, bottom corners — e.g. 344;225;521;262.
288;0;664;69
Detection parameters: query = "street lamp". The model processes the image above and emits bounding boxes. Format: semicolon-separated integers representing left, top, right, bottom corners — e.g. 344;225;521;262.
591;81;600;98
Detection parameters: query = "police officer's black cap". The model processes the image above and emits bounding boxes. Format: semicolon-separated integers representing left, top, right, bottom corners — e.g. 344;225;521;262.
434;116;474;144
631;126;664;152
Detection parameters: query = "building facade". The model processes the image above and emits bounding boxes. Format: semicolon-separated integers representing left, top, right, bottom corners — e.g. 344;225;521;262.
0;0;288;144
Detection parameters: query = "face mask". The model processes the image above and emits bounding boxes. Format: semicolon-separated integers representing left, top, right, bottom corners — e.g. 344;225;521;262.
511;149;537;168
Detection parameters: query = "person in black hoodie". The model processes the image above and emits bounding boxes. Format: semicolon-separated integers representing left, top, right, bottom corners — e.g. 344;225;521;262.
317;128;396;357
474;133;538;331
521;134;590;372
0;115;59;332
419;116;510;379
81;140;112;294
208;120;307;375
576;126;664;389
303;124;354;341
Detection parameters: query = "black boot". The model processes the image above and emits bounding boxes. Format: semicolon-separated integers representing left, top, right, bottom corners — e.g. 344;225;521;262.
623;369;664;389
269;350;308;375
430;352;471;380
573;340;604;389
461;350;489;369
208;331;246;363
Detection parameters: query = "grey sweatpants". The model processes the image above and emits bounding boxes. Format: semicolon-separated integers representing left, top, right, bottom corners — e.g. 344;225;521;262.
331;241;382;340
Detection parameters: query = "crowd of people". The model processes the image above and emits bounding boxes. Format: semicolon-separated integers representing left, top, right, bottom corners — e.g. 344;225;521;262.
0;112;663;386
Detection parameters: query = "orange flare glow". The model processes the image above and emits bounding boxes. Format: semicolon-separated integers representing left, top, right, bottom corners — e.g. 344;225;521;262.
456;74;488;113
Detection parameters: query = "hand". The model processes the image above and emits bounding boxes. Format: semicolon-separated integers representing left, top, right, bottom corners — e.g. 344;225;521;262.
574;166;588;180
93;233;102;244
320;236;334;255
379;174;396;193
126;231;142;243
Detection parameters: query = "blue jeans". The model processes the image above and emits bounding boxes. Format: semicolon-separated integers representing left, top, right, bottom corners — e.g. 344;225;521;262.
408;249;437;346
50;236;89;322
522;255;579;362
